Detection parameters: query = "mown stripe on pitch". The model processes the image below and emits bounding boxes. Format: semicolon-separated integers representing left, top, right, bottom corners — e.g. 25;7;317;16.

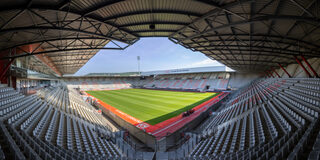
121;89;213;100
87;91;165;120
99;90;184;111
105;90;206;106
96;91;174;114
87;89;219;124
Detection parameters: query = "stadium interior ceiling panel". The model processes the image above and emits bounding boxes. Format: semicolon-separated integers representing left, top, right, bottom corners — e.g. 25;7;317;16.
0;0;319;75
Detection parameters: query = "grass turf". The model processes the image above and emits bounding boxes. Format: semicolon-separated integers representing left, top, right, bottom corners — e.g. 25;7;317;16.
86;89;219;125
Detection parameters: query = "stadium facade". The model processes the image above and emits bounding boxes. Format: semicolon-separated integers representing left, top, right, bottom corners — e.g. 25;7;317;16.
0;0;319;160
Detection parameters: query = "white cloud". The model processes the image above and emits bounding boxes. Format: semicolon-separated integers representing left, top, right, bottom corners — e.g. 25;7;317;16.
186;59;223;68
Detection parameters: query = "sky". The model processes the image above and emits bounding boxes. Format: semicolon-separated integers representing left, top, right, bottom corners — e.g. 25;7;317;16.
75;37;225;75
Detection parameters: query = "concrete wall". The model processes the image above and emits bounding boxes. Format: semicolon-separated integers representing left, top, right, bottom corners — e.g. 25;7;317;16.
226;57;320;83
99;105;157;150
228;72;260;89
274;57;320;78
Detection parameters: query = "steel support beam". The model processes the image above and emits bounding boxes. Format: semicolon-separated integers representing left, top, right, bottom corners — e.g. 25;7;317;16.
102;10;202;21
176;15;320;42
35;54;62;76
205;53;295;60
273;68;280;78
0;58;15;81
47;52;95;57
169;0;253;38
0;47;124;60
268;70;274;78
265;71;271;78
0;7;139;43
278;63;291;78
58;0;71;10
118;22;189;28
83;0;125;16
0;10;26;30
290;0;315;17
183;39;317;52
133;30;177;33
195;0;247;20
267;73;271;78
301;55;319;77
180;34;320;49
192;45;314;55
0;37;108;52
215;59;290;65
0;26;128;44
294;56;312;78
53;59;90;64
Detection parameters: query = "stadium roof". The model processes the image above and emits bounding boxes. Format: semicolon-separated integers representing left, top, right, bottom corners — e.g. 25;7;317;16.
142;66;234;75
0;0;319;75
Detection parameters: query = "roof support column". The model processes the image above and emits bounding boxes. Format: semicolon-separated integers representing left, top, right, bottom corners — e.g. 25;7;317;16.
0;58;15;82
278;63;291;78
263;72;267;77
273;68;280;78
294;56;312;77
300;55;319;78
268;70;274;78
264;71;270;78
35;54;62;76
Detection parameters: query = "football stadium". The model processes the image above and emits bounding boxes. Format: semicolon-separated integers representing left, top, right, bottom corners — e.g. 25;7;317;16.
0;0;319;160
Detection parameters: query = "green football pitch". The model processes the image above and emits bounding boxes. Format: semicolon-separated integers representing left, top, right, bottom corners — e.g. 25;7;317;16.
86;89;219;125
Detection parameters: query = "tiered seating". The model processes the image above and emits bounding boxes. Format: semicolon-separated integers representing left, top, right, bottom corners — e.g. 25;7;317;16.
2;77;319;159
189;78;320;159
65;77;143;91
143;73;230;91
37;87;118;132
0;83;123;159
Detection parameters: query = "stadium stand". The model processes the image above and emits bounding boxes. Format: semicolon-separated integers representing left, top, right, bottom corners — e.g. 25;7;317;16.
64;77;142;91
143;73;230;91
189;78;320;159
63;72;230;92
37;87;118;132
2;77;319;159
0;83;122;160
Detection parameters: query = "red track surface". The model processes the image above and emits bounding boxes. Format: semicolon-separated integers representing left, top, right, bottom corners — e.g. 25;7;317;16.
84;91;229;139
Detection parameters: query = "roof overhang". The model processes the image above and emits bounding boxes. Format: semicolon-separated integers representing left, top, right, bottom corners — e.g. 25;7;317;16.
0;0;319;74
